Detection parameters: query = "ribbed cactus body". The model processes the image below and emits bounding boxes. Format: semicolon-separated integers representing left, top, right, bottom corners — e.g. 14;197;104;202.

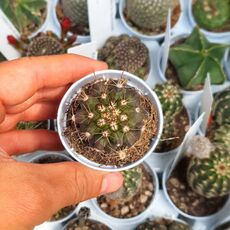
212;87;230;126
61;0;88;27
193;0;230;30
27;33;64;56
213;124;230;150
0;0;47;33
98;35;149;79
126;0;172;30
187;147;230;198
154;83;182;116
169;27;228;90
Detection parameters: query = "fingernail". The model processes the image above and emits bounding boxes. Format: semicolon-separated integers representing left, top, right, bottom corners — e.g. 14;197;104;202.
100;173;123;195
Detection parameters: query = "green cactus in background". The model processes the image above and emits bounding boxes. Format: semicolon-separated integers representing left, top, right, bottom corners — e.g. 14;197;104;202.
0;0;47;33
212;87;230;126
126;0;172;30
135;218;191;230
61;0;88;27
64;78;157;166
16;121;46;130
98;35;149;80
154;82;183;116
213;124;230;150
193;0;230;31
169;27;228;90
187;146;230;198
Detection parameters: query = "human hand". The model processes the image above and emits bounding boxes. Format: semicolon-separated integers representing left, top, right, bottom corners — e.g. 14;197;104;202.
0;55;123;230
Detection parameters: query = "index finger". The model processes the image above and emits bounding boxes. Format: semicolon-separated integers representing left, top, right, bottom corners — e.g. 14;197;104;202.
0;54;107;107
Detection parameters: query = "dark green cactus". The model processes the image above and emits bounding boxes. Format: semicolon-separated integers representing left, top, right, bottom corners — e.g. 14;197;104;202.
193;0;230;31
213;124;230;150
126;0;172;30
98;35;149;80
169;27;228;90
135;218;191;230
64;77;158;166
187;146;230;198
154;82;183;116
61;0;88;27
212;87;230;126
0;0;47;33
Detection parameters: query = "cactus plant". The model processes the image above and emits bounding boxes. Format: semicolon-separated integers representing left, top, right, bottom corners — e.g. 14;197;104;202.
154;82;182;116
213;124;230;150
98;35;149;80
125;0;172;31
169;27;228;90
212;87;230;126
16;121;48;130
0;0;47;34
7;31;76;57
64;77;158;166
106;166;142;201
187;146;230;198
154;83;189;152
135;218;191;230
193;0;230;31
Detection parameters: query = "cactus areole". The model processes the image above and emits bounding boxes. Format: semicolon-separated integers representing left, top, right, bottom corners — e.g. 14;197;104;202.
60;72;160;168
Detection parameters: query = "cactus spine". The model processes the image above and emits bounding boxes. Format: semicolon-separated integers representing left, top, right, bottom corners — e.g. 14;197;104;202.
193;0;230;31
169;27;228;90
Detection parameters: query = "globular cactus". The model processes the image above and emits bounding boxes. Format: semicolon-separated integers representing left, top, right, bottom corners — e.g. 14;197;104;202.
98;35;149;80
61;0;88;28
0;0;47;33
135;218;191;230
126;0;172;30
193;0;230;31
27;33;64;56
169;27;228;90
106;166;142;201
154;82;183;116
64;78;158;166
212;87;230;126
213;124;230;150
187;146;230;198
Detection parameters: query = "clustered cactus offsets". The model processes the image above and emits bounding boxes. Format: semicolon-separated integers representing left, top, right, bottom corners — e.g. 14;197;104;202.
57;0;89;35
7;31;76;57
98;35;149;80
154;83;189;152
124;0;180;35
135;218;191;230
168;27;228;90
0;0;47;35
64;77;158;166
193;0;230;31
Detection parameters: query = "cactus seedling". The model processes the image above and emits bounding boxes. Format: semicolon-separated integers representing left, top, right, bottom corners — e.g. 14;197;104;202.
193;0;230;31
169;27;228;90
187;145;230;198
98;35;149;80
7;31;76;57
0;0;47;35
64;77;158;166
57;0;89;35
212;87;230;126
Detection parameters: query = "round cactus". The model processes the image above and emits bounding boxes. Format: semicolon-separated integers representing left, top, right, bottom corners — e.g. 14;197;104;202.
61;0;88;27
213;124;230;150
64;77;158;166
193;0;230;31
0;0;47;34
27;33;64;56
126;0;172;30
169;27;228;90
187;146;230;198
98;35;149;79
212;87;230;126
154;82;182;116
